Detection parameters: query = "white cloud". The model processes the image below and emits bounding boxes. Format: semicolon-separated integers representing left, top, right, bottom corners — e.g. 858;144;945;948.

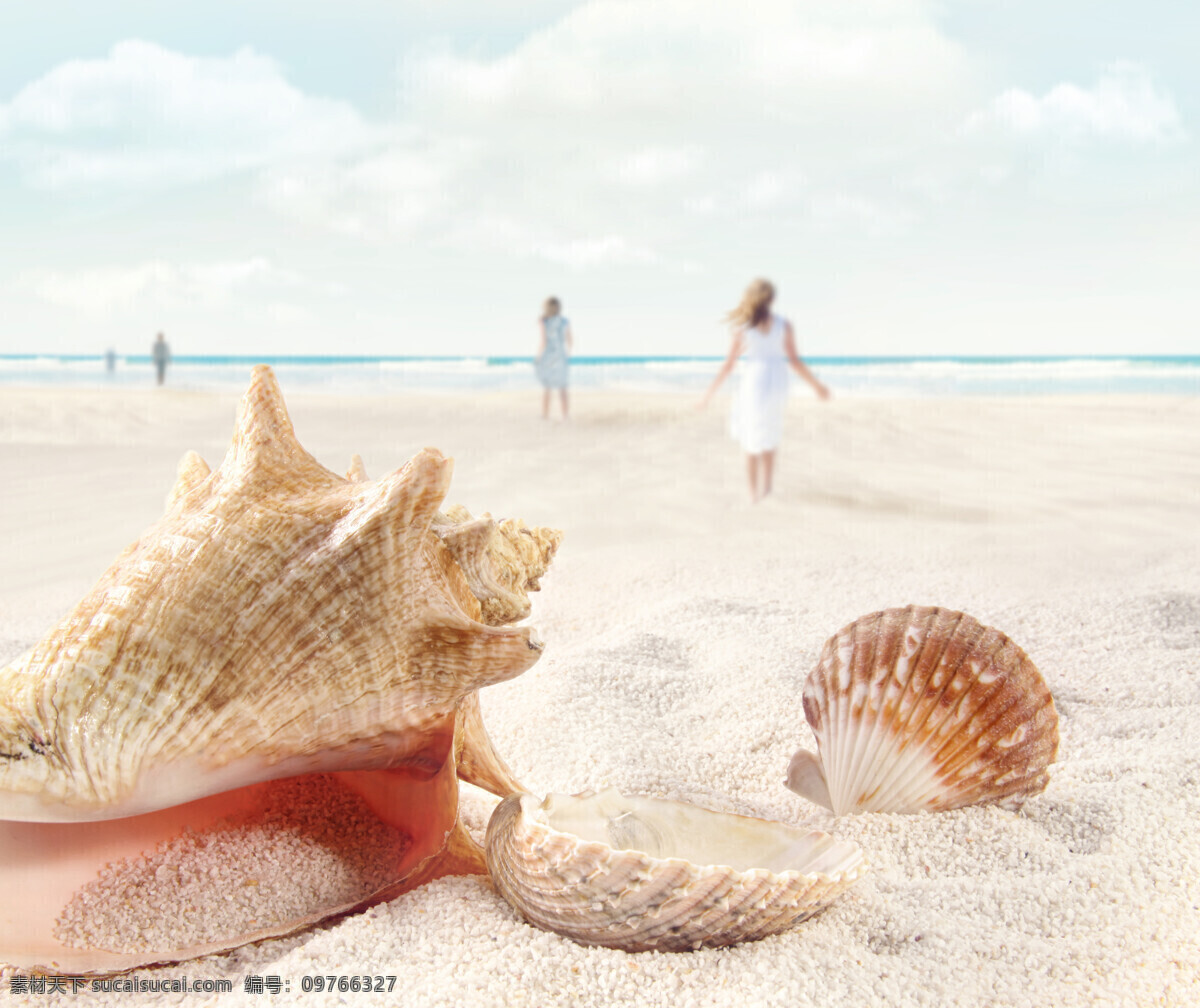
406;0;969;123
258;133;470;237
534;234;659;269
440;214;660;268
740;170;806;209
15;5;1181;280
0;40;381;187
14;257;302;314
808;191;913;236
964;63;1185;145
610;146;702;186
0;6;976;255
324;0;970;253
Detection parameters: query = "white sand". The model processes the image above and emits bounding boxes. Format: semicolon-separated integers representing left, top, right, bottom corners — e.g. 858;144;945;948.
1;386;1198;1006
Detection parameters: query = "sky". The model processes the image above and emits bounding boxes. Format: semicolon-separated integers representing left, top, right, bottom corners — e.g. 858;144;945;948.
0;1;1195;359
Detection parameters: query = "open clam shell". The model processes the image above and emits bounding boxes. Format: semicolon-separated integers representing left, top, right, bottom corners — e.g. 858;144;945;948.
485;789;867;952
786;606;1059;815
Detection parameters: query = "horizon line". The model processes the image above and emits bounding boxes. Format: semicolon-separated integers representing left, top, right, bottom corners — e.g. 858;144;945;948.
3;353;1199;366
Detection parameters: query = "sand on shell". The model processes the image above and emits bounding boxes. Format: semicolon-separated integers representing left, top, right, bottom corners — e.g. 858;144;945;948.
53;774;410;956
1;386;1197;1007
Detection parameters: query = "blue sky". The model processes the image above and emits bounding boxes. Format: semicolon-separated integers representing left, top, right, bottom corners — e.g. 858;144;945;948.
0;2;1195;358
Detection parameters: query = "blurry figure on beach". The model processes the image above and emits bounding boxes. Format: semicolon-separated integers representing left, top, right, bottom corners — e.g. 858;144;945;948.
152;333;171;386
535;297;572;420
104;348;117;373
701;278;829;503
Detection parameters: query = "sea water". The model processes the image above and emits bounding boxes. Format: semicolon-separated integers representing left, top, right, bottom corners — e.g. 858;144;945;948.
0;354;1196;397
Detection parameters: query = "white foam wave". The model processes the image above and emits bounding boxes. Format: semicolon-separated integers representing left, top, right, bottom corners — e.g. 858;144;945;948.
0;356;1194;397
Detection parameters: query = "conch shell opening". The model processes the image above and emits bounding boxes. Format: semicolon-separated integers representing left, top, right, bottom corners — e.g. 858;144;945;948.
0;365;560;974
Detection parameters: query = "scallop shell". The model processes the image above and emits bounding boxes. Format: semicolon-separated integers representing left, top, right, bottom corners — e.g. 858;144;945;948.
786;606;1058;815
0;365;559;973
485;789;867;952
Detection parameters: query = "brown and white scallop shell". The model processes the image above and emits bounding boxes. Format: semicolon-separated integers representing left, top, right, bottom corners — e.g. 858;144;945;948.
485;789;867;952
0;365;559;973
786;606;1058;815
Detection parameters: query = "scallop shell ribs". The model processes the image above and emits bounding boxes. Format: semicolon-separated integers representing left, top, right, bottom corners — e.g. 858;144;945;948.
486;789;867;952
786;606;1059;815
0;365;559;973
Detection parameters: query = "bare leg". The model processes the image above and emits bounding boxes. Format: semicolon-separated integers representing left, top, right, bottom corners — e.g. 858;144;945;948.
761;450;776;497
542;389;550;420
746;454;761;503
559;388;569;420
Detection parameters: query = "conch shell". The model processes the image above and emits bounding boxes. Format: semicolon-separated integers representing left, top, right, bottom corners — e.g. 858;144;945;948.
486;789;867;952
0;365;559;973
786;606;1058;815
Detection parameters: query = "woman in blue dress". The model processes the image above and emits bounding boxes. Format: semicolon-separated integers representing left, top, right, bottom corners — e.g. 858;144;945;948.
535;297;573;420
701;278;829;502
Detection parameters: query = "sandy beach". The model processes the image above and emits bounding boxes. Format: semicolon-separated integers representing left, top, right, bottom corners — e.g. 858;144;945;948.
2;383;1198;1007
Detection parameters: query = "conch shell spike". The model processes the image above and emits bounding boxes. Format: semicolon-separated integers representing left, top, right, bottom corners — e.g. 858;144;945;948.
221;364;329;484
346;454;369;483
341;449;452;541
453;691;523;797
165;451;211;510
410;617;544;696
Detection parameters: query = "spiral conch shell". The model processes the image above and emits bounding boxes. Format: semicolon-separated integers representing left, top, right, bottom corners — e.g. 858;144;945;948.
0;365;560;973
486;789;867;952
786;606;1058;815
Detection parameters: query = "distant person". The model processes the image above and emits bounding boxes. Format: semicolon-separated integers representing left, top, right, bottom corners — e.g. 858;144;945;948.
535;297;572;420
152;333;171;386
104;348;117;373
700;278;829;503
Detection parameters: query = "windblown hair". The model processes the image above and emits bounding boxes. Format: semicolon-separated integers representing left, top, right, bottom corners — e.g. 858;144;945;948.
725;279;775;329
542;297;562;320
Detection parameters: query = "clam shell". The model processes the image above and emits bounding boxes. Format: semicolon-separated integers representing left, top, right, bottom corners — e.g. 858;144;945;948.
786;606;1059;815
485;789;866;952
0;365;559;973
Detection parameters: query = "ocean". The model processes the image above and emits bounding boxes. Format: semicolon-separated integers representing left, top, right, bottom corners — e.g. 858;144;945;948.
0;354;1197;397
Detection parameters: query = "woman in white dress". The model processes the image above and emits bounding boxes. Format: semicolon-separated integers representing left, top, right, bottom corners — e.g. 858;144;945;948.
701;278;829;502
535;296;573;420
